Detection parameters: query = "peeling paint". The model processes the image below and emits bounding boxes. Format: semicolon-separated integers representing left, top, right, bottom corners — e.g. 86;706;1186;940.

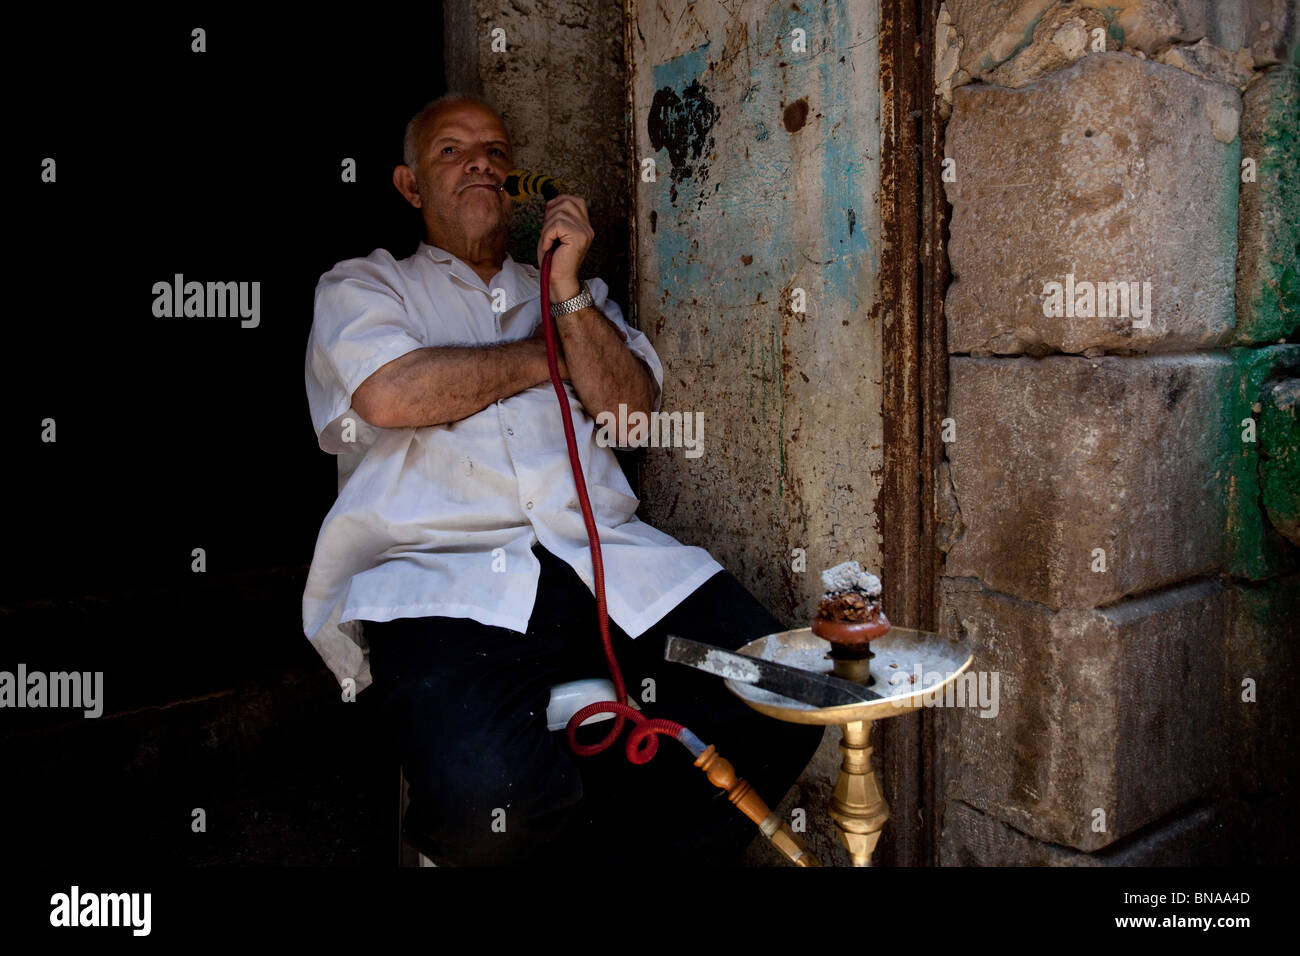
816;0;875;308
648;77;722;202
635;0;884;627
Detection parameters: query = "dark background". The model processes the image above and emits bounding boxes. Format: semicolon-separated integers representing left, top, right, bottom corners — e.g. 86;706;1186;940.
4;10;450;865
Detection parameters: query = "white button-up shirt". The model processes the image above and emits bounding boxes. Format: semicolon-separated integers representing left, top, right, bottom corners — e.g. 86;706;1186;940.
302;242;723;692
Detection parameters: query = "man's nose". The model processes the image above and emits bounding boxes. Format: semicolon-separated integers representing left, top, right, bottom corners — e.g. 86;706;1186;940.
464;145;501;177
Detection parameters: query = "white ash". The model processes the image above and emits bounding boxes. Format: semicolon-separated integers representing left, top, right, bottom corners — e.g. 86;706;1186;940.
702;650;761;683
820;561;882;598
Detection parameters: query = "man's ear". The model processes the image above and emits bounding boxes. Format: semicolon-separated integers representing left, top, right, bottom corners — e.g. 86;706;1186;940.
392;165;422;208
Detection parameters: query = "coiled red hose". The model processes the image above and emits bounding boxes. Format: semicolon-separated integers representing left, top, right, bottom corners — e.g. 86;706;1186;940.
538;243;695;765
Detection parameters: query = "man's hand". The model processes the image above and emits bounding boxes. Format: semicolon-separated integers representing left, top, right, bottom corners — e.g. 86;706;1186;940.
537;194;593;301
532;192;654;424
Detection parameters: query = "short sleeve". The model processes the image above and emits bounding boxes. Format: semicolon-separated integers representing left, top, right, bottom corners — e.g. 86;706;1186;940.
305;251;427;454
585;277;665;413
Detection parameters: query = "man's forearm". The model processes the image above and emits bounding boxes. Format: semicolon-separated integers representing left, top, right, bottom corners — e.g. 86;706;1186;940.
554;305;656;421
352;339;562;428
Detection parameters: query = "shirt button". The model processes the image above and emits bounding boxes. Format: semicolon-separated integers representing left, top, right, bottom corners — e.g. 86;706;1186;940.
526;501;534;510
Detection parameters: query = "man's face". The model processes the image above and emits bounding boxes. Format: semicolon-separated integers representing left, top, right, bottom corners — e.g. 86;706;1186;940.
407;102;514;250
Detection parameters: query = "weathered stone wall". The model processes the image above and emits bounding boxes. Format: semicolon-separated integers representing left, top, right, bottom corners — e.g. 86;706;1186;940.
444;0;630;305
937;0;1299;864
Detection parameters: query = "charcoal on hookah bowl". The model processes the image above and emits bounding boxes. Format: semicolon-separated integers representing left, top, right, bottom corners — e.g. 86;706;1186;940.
812;561;891;684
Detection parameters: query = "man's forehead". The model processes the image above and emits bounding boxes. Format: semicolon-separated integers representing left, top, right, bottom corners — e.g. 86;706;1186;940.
425;106;511;148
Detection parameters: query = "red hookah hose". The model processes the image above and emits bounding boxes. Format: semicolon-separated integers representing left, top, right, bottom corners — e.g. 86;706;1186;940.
538;243;700;765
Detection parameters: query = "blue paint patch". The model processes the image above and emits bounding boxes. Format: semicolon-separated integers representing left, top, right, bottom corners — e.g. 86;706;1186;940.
651;42;711;94
817;1;873;308
648;44;724;299
648;7;876;333
644;5;880;499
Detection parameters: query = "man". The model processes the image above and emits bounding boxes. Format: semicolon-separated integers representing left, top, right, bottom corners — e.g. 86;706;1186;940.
303;92;822;866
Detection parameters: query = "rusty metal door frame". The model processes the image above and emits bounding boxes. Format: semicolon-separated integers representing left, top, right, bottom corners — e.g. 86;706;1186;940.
877;0;948;867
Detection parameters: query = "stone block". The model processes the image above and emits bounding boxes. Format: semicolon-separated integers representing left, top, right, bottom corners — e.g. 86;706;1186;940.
982;6;1111;90
944;1;1191;83
942;1;1295;82
1226;573;1300;797
945;355;1230;608
939;798;1237;865
1235;66;1300;343
1244;0;1299;67
1095;0;1220;53
1158;38;1256;89
936;576;1230;852
1084;0;1292;59
946;54;1240;356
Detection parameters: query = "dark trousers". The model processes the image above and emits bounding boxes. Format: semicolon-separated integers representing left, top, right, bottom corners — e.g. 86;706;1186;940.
364;544;824;867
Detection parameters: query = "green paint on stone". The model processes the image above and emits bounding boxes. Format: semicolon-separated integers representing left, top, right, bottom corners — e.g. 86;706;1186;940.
1221;346;1300;580
976;9;1048;75
1237;68;1300;343
1259;379;1300;544
1232;573;1300;641
1012;11;1047;61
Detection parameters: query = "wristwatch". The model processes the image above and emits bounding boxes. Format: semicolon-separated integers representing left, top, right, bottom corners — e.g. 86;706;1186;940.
549;280;595;319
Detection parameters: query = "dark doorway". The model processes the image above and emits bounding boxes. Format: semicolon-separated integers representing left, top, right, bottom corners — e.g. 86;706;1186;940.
6;9;446;865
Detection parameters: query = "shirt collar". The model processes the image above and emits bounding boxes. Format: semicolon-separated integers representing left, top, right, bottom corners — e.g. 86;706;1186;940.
419;242;541;309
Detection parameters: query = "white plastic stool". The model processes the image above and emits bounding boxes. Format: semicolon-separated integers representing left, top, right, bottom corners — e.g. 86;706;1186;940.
398;678;618;866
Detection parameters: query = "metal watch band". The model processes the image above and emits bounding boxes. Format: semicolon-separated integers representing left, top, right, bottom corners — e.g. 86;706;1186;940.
549;280;595;319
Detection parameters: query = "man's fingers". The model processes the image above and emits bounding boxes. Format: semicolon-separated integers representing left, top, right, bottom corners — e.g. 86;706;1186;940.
546;194;587;211
537;199;592;272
